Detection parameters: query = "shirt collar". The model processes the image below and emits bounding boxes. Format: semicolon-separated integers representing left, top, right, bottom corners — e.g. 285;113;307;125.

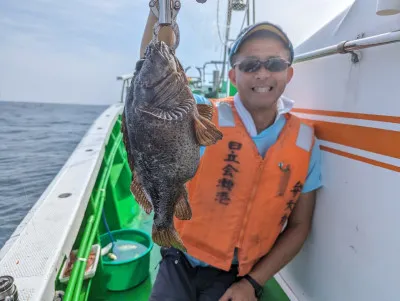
233;93;294;137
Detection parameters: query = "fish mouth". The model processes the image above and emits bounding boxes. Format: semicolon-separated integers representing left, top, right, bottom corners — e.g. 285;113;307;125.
137;41;177;88
147;41;174;64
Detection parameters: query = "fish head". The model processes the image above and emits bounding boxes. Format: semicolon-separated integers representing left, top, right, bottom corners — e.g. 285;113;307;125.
138;41;178;88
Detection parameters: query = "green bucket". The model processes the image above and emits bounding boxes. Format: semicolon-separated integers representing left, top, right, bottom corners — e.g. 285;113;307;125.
99;229;153;291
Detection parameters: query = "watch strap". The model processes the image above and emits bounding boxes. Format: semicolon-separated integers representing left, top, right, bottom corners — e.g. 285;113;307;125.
243;274;263;298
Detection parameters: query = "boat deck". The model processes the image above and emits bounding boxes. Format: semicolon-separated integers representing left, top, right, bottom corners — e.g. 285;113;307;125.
96;211;290;301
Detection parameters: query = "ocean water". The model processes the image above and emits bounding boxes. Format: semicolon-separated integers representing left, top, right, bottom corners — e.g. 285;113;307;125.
0;101;108;248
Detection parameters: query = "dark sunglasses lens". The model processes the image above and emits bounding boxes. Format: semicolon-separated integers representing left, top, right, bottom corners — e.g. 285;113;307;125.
238;59;261;72
266;58;289;72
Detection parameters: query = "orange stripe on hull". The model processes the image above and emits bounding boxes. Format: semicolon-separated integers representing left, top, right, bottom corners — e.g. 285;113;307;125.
300;119;400;159
292;108;400;124
321;146;400;173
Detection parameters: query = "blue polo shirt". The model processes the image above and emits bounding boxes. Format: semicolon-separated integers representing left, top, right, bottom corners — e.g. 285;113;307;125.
183;93;322;267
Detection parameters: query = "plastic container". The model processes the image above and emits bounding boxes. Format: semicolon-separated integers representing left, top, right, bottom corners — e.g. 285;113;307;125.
99;229;153;291
59;244;101;283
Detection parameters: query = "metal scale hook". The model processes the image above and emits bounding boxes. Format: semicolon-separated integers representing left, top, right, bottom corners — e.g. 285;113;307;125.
149;0;182;51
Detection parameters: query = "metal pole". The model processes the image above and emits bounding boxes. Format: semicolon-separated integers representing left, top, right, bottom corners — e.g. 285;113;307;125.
220;0;233;87
246;0;250;26
213;70;220;91
294;45;339;63
294;30;400;64
120;80;126;103
252;0;255;24
158;0;172;25
203;61;226;85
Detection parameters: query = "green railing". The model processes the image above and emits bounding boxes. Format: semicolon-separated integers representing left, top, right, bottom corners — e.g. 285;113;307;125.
59;116;126;301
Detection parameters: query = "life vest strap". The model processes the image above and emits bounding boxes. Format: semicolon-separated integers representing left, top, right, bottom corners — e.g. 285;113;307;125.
216;101;235;127
297;122;313;151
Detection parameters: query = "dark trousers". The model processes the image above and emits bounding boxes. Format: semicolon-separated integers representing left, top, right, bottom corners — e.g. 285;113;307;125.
149;247;240;301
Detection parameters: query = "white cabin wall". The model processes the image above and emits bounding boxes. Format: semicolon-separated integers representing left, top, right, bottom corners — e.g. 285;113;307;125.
276;0;400;300
286;40;400;116
280;157;399;301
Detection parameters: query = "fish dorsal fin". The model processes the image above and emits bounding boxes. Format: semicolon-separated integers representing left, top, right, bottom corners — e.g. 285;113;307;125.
136;99;193;121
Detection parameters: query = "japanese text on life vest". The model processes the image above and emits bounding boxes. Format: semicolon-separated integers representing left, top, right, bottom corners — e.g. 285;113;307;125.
280;181;304;226
215;141;242;205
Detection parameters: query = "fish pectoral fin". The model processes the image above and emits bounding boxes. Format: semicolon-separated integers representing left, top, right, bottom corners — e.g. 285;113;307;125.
174;186;192;220
137;101;192;121
130;172;153;214
152;225;187;252
196;103;213;121
194;115;224;146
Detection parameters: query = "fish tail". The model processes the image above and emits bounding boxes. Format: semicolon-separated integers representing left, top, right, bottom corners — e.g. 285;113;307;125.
174;186;192;220
194;115;223;146
152;225;187;252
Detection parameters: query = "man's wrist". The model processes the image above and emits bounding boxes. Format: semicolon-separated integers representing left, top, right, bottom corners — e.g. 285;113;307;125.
243;274;263;298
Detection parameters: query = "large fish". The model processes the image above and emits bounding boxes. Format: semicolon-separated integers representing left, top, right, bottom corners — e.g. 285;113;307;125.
121;40;223;251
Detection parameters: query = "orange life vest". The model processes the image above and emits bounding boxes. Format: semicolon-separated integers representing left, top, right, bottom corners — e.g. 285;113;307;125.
174;96;315;276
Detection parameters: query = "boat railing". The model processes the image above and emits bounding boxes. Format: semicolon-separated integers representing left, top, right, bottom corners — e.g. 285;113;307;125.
116;74;133;103
293;29;400;64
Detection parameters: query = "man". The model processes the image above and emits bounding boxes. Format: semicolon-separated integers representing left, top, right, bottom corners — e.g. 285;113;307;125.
140;6;322;301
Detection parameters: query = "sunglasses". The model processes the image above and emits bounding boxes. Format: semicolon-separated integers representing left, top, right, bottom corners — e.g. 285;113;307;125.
233;57;290;73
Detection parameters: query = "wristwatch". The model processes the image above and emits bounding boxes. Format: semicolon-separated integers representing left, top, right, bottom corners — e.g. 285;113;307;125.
243;274;264;299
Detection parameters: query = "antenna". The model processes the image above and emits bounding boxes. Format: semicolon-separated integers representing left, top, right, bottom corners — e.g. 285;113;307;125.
217;0;255;87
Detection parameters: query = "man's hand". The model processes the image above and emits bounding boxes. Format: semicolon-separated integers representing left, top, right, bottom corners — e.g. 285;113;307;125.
247;190;317;286
219;279;257;301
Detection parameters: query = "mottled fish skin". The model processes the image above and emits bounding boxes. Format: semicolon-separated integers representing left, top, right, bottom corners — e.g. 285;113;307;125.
122;40;222;251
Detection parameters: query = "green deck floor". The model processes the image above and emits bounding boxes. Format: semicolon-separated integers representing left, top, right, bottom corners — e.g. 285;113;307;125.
98;211;290;301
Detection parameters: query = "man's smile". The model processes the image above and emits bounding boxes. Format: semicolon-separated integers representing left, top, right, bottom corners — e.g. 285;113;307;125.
252;86;273;93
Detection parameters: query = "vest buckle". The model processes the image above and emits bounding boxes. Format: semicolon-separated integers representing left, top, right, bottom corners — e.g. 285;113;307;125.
278;162;290;172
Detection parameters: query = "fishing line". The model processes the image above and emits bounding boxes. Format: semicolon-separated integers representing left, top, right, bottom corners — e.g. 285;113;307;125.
101;208;115;246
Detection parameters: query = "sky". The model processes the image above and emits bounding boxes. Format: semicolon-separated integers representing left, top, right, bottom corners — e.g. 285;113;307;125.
0;0;353;105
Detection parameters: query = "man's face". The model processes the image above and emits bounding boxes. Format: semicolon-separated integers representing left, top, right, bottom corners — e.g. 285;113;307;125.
228;37;294;112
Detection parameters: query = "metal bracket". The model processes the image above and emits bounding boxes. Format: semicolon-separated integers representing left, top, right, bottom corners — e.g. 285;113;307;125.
350;33;365;64
149;0;181;25
336;39;361;64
